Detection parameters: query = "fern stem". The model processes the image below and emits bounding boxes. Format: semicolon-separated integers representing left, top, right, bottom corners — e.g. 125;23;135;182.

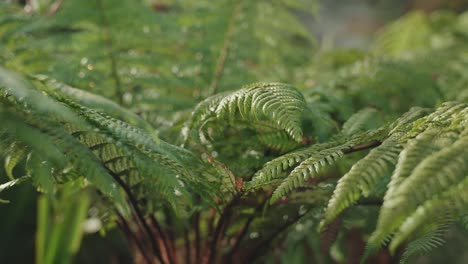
96;0;123;105
341;140;382;154
206;195;241;264
117;211;154;264
150;216;177;264
207;0;243;96
183;228;191;264
226;196;269;261
194;214;201;264
110;173;165;264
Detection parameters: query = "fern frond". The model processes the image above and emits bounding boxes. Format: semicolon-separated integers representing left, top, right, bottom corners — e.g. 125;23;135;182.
4;142;28;180
256;131;301;152
384;128;442;202
34;76;159;139
399;225;449;264
248;141;345;190
389;174;468;253
270;147;344;203
189;82;306;143
374;134;468;245
0;175;30;194
360;235;393;264
248;128;387;192
367;128;444;245
320;134;402;229
341;107;379;135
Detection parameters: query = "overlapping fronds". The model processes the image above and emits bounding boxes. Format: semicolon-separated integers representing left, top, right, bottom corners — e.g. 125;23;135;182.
321;135;402;227
245;128;387;199
0;67;209;215
317;102;468;254
399;225;449;264
1;2;468;262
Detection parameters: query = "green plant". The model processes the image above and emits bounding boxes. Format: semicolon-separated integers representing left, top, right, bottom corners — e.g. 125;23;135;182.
1;1;467;263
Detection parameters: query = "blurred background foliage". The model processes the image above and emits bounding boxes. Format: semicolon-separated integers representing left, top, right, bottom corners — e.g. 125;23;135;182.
0;0;467;263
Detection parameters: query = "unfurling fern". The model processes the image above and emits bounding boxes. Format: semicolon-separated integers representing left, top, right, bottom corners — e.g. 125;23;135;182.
186;82;306;144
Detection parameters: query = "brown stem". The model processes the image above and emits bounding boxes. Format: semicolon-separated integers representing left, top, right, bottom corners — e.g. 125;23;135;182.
226;196;269;260
150;216;176;264
206;196;241;264
342;140;382;154
110;173;165;264
184;228;191;264
194;214;201;264
207;208;216;237
117;212;154;264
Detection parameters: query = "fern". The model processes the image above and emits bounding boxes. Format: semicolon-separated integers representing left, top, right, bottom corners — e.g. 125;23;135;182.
399;224;450;263
3;142;28;181
368;104;468;247
1;2;468;263
321;134;402;228
187;82;306;144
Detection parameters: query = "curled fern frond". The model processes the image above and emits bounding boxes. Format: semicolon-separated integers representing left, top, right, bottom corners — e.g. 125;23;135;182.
0;175;30;194
188;82;306;143
4;142;28;180
256;131;301;152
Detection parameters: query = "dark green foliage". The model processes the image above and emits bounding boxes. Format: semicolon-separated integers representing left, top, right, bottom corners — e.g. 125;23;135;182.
0;1;467;263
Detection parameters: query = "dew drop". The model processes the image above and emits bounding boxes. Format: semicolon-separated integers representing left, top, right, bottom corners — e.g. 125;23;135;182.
295;223;304;232
80;57;89;65
78;70;86;78
83;218;102;234
123;92;133;104
249;232;259;239
178;180;185;187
